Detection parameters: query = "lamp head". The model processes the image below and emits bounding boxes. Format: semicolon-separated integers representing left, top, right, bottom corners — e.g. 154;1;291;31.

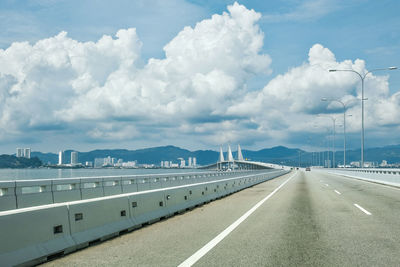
389;66;397;70
329;69;337;72
321;97;328;101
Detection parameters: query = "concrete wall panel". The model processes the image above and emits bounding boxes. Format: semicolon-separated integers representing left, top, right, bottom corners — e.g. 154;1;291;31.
15;180;53;208
80;178;104;199
164;187;191;215
128;191;168;225
102;177;123;196
0;181;16;211
52;178;81;203
136;178;151;192
68;196;133;247
121;177;138;193
0;205;74;267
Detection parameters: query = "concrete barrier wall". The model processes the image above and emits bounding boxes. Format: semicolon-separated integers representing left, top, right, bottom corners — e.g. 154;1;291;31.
52;178;81;203
186;184;207;207
121;177;138;193
0;171;257;211
0;205;75;266
0;169;289;267
316;168;400;187
0;181;16;211
15;179;53;209
69;196;133;248
80;177;104;199
128;190;168;225
164;187;191;215
102;177;123;196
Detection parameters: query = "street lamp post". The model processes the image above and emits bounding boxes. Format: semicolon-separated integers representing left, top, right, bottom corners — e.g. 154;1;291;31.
322;127;331;167
324;137;331;168
321;98;352;168
297;151;301;169
314;125;330;167
329;66;397;167
319;115;336;168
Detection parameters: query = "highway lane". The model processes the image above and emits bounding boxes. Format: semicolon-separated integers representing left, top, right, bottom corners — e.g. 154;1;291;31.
43;172;294;267
195;170;400;266
43;171;400;266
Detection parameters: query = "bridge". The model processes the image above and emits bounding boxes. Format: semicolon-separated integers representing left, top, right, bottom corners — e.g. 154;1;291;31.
200;144;287;170
1;161;400;266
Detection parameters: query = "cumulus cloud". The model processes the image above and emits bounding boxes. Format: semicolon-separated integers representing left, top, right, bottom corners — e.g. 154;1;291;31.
228;43;400;148
0;28;142;133
0;2;272;147
0;2;398;151
63;2;270;123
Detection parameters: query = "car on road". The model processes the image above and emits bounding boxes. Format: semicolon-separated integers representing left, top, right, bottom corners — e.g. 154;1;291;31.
305;167;311;171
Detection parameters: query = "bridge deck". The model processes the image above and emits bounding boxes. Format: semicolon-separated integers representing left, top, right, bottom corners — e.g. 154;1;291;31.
43;171;400;266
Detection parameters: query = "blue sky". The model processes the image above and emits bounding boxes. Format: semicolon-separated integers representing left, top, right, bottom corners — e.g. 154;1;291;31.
0;0;399;156
2;0;399;87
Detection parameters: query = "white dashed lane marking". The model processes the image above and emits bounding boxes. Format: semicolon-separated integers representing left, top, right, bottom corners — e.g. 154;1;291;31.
354;203;372;215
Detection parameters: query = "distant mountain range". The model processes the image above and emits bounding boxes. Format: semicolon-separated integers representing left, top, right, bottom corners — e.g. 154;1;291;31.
30;144;400;167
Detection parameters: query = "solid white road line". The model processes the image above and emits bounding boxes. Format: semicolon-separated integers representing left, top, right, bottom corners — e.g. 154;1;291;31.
334;190;341;195
178;172;297;267
354;203;372;215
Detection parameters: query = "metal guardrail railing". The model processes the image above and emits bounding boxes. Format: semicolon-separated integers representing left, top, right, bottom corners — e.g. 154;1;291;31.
315;168;400;187
333;168;400;174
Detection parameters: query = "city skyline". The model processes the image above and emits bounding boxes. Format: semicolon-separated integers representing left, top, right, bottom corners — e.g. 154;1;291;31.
6;141;400;170
0;1;399;154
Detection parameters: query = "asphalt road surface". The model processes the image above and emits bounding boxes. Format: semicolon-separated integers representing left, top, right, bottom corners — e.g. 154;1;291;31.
43;170;400;266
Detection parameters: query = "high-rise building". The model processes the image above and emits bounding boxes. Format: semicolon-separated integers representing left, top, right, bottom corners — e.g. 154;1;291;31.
16;148;24;157
104;156;112;166
58;151;64;165
188;157;192;167
193;157;197;166
24;148;31;159
85;161;93;167
94;158;105;168
179;158;185;168
71;151;78;165
16;148;31;158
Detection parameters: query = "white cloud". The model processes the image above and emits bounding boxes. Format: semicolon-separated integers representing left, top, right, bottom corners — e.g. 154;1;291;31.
0;2;398;151
0;2;272;146
227;42;400;148
0;28;142;133
57;2;272;126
